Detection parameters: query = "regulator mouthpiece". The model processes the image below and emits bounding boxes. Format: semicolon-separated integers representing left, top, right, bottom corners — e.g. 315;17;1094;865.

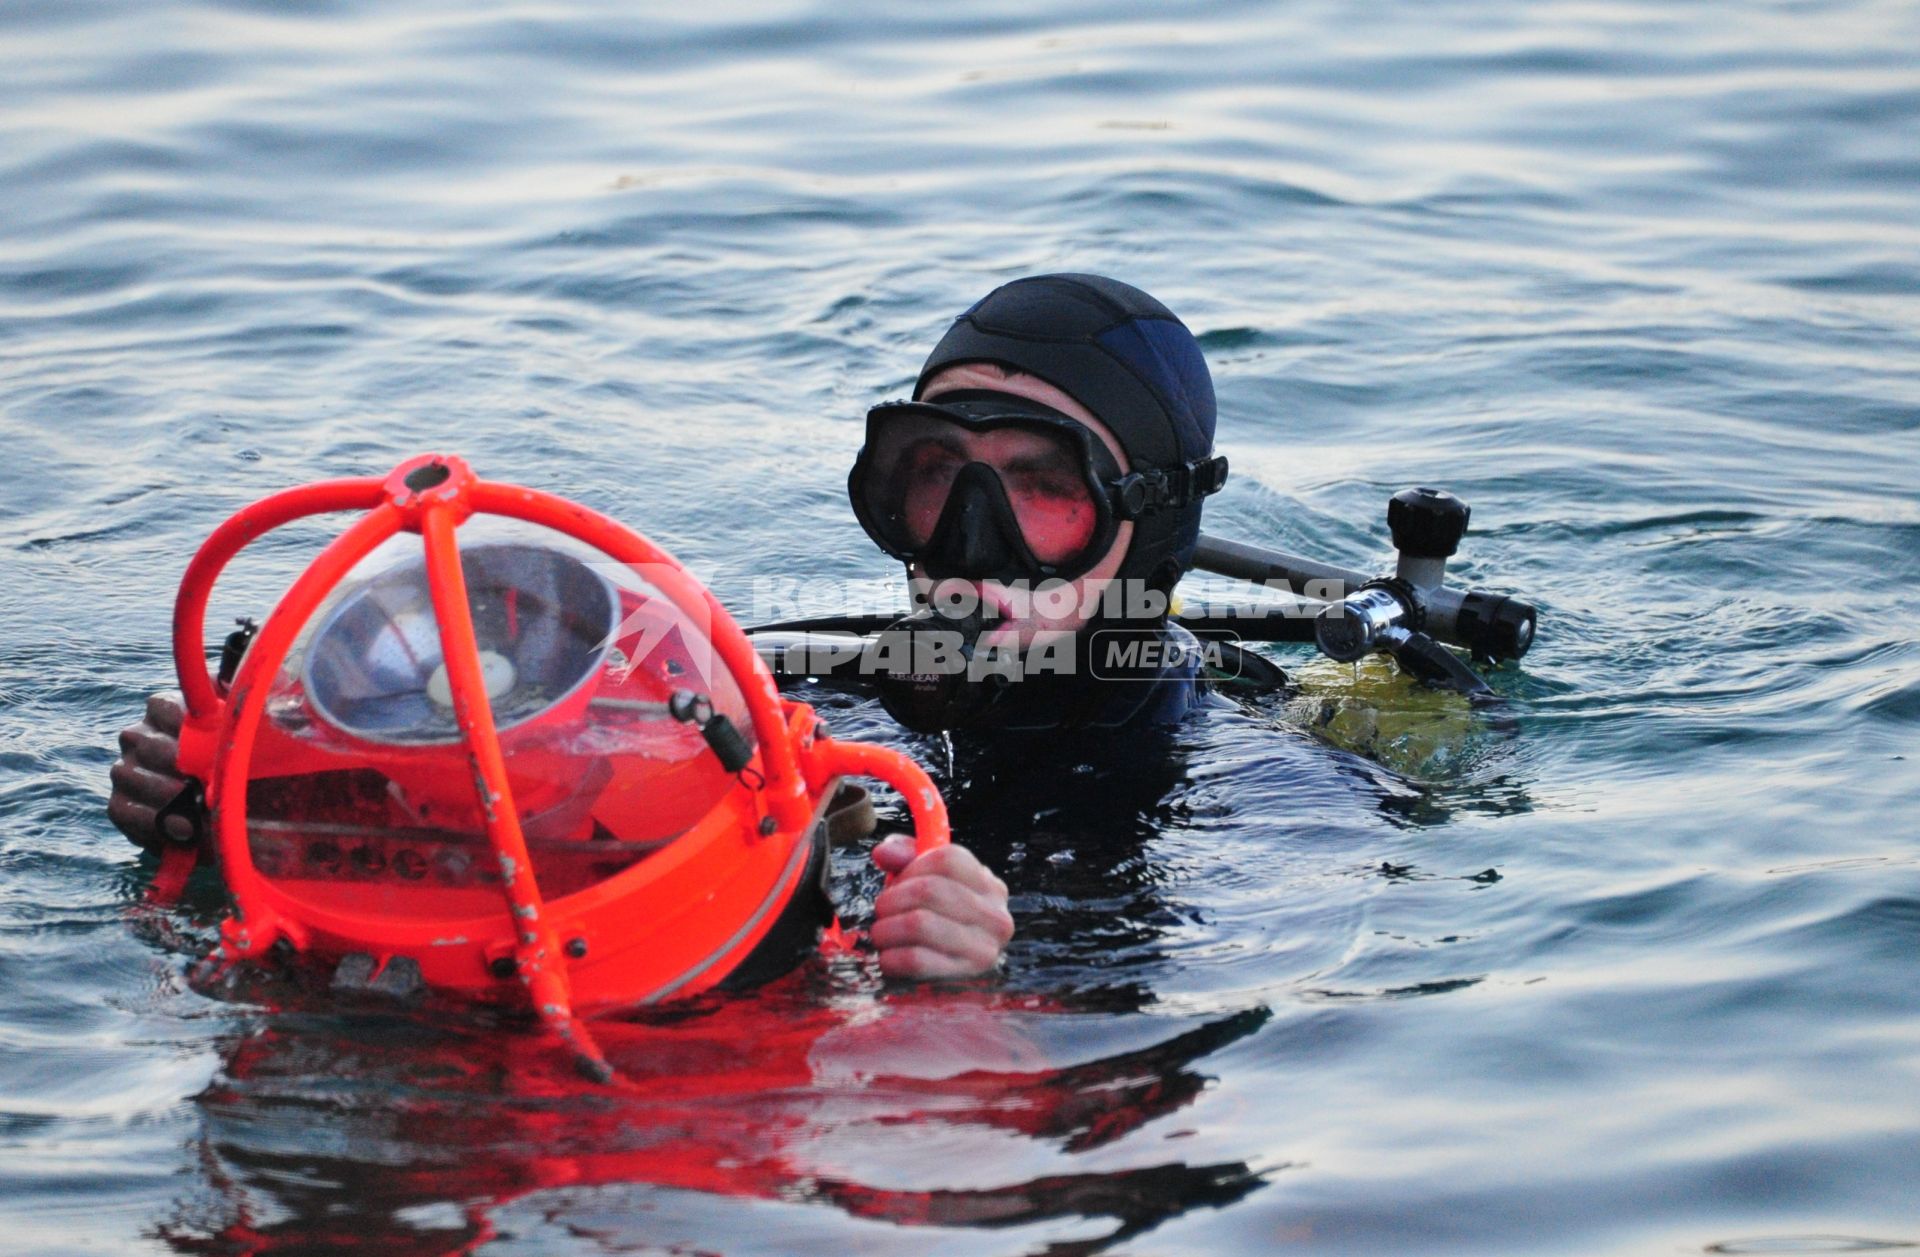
869;602;1008;733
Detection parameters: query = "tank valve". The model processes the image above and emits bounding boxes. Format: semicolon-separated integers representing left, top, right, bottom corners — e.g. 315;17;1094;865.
1388;486;1470;590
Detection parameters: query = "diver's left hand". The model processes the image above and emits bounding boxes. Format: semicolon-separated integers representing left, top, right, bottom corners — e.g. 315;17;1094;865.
869;834;1013;981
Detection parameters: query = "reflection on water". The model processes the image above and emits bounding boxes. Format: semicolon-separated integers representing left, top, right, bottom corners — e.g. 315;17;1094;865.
159;969;1270;1255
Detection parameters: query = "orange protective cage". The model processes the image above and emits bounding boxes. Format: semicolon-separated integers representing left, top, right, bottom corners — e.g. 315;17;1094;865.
164;454;949;1080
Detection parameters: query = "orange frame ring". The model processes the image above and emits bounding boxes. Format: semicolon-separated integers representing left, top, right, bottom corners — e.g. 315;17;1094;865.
167;453;949;1080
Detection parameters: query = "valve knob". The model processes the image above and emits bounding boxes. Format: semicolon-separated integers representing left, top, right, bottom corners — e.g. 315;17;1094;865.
1387;487;1470;559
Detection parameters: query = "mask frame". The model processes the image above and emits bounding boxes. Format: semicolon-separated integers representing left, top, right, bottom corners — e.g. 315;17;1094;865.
850;391;1227;585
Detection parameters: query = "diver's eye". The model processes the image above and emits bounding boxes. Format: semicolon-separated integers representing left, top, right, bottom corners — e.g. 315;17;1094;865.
894;442;968;545
1005;468;1085;502
900;440;965;486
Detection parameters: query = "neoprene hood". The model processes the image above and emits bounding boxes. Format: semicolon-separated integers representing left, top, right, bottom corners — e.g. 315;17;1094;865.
913;273;1223;596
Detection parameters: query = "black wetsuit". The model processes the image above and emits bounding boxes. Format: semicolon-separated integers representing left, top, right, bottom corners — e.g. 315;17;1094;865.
723;619;1213;988
982;621;1211;733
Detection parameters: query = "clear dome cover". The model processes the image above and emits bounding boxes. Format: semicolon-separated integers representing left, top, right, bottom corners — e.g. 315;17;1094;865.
300;542;618;745
244;529;755;916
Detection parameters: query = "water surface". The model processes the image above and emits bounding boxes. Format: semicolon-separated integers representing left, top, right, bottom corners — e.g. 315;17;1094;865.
2;1;1917;1253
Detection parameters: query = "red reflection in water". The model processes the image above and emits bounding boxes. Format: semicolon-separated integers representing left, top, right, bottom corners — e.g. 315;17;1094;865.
155;971;1267;1254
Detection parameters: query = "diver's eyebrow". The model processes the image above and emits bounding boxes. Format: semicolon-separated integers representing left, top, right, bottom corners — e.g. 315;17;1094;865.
906;432;970;456
1001;453;1079;475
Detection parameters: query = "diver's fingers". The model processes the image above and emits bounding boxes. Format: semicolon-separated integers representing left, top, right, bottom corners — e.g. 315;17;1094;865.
871;904;1009;976
888;841;1009;900
872;870;1014;962
106;792;161;849
110;757;185;811
109;758;196;846
109;795;196;848
875;909;1021;978
148;690;186;735
875;860;1011;933
112;695;197;852
871;908;1009;979
871;831;917;876
882;845;1012;981
118;721;181;778
146;690;185;737
875;944;997;982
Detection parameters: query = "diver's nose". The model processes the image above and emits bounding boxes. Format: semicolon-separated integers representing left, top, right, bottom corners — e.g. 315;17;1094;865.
921;462;1025;580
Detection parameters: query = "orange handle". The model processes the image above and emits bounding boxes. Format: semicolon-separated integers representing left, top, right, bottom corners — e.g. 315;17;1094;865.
805;740;950;855
171;478;386;720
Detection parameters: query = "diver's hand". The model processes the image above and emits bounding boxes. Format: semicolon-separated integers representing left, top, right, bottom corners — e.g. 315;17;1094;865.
870;833;1013;980
108;691;194;852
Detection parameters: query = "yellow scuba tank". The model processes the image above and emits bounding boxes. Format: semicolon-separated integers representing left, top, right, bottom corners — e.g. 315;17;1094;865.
1286;654;1480;778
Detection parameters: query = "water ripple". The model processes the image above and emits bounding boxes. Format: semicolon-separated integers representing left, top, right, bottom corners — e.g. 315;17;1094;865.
3;0;1918;1251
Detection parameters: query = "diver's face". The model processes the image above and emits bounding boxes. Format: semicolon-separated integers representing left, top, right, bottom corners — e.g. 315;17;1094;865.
892;423;1103;568
911;364;1133;653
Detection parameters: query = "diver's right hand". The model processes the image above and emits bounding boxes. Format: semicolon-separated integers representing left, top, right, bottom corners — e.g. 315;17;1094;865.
869;833;1013;981
108;691;196;852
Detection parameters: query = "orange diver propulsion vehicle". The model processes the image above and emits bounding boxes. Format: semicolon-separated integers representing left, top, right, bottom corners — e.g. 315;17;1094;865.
155;454;949;1080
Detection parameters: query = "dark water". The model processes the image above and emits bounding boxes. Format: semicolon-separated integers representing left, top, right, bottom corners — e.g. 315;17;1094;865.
3;1;1917;1253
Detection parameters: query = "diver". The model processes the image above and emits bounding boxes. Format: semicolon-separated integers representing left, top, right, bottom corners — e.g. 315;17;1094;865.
844;273;1228;735
109;273;1231;986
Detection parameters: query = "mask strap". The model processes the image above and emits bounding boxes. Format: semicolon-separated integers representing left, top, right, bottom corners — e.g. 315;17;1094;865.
1111;454;1230;519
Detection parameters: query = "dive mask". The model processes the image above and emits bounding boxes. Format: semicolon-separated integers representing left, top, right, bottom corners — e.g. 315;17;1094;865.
850;390;1226;585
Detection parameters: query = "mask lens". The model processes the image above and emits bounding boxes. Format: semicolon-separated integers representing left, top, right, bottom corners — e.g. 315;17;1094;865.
857;407;1108;570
